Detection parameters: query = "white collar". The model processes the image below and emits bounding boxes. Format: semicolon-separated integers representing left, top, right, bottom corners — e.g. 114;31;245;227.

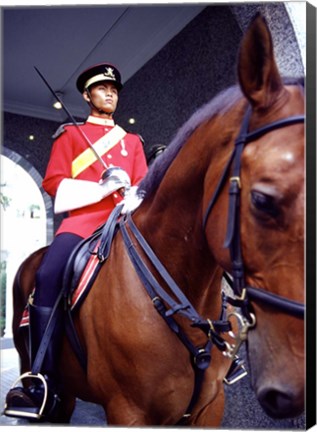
87;116;115;126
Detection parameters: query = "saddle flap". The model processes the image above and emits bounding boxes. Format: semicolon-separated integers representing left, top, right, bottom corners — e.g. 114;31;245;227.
20;206;123;327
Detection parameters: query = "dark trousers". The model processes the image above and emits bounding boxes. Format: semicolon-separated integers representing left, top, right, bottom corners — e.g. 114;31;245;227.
33;233;83;307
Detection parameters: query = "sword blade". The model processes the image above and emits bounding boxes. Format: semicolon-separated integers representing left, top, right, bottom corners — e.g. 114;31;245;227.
34;66;108;172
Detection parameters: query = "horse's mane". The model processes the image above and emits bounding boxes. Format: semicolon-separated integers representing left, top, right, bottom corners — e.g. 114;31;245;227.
139;77;304;197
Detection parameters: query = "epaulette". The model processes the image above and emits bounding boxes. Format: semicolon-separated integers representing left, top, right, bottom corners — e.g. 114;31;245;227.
124;129;145;147
52;122;85;139
136;133;145;147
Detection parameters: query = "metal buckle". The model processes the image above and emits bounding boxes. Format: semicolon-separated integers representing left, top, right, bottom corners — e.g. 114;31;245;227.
206;318;215;339
235;287;247;301
223;355;248;385
222;311;256;359
230;176;241;189
4;372;48;420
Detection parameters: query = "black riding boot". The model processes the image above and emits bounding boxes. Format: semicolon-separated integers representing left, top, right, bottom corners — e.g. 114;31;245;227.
3;302;63;422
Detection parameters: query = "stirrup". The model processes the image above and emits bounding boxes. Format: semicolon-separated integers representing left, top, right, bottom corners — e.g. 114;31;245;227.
3;372;48;420
223;356;248;385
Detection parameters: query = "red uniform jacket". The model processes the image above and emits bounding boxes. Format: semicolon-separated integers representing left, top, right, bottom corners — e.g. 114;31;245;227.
43;116;148;238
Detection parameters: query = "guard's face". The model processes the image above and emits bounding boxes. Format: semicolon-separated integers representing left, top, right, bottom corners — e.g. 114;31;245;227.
84;81;119;115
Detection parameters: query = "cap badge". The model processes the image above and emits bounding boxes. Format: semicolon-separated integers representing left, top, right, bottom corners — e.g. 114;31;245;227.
103;67;116;80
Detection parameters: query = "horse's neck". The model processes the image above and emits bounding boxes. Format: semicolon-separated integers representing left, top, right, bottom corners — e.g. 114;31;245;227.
135;125;229;312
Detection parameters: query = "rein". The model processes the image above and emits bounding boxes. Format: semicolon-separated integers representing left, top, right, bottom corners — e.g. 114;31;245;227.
203;105;305;321
120;212;231;418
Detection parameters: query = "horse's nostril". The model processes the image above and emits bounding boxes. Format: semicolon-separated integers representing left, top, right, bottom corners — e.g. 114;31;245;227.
258;388;294;419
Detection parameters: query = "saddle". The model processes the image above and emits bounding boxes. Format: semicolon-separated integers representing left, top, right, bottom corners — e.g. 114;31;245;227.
65;204;123;312
20;204;123;328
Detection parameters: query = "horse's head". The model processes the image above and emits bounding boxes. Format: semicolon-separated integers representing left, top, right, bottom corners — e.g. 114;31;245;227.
138;12;304;421
234;15;304;419
204;14;304;419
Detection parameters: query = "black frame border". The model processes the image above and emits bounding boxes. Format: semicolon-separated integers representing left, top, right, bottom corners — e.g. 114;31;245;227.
306;2;316;429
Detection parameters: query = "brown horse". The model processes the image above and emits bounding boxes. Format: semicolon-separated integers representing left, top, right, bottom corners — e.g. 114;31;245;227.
9;14;305;426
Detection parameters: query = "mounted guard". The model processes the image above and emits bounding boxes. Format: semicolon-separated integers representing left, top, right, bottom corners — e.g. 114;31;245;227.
3;14;305;426
3;62;148;420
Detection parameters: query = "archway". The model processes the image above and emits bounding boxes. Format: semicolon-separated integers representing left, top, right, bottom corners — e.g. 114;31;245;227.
0;150;53;337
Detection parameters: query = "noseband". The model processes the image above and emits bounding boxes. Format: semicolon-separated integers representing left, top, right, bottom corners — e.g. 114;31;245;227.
203;105;305;321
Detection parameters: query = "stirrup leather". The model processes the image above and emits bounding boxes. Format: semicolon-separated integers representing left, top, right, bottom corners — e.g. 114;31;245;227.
3;372;48;420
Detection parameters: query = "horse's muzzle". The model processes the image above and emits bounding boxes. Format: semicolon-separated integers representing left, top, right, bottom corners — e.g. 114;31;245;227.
257;385;304;419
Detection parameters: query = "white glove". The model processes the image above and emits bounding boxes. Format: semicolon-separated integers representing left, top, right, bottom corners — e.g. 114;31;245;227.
54;178;104;213
120;186;144;214
54;168;132;214
99;167;131;198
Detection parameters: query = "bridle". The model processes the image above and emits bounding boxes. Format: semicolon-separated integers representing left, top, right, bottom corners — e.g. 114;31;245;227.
203;104;305;324
117;103;305;419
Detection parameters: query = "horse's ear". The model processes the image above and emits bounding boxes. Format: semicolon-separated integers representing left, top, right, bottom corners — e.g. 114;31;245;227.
238;13;283;109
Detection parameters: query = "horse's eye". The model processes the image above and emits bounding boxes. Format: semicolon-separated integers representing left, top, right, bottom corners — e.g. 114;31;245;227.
250;191;280;218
